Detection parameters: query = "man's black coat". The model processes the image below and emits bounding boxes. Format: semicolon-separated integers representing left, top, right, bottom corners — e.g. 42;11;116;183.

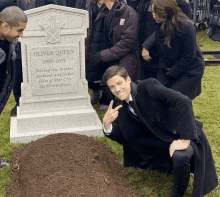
105;78;218;196
143;19;205;100
0;41;16;114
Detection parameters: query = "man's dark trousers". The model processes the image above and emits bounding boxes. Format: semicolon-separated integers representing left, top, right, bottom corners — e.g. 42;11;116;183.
112;103;194;196
13;59;22;105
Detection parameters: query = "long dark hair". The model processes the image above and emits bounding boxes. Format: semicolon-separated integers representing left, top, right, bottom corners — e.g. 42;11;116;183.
152;0;192;48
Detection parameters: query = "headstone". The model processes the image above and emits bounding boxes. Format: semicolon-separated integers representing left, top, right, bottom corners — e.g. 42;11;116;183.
10;4;103;143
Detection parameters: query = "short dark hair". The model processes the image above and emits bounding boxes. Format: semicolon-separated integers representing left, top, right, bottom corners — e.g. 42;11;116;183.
102;66;129;84
0;6;27;27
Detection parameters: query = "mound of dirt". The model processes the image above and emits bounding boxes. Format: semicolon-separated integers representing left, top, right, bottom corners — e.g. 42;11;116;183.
7;133;141;197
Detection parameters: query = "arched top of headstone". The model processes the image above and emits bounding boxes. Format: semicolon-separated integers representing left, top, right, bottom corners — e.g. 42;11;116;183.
23;4;89;37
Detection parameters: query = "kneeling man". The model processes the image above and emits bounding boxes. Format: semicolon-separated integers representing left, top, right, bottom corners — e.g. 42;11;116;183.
102;66;218;197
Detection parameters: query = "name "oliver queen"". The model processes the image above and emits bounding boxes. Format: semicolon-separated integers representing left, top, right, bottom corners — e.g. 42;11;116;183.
33;49;74;57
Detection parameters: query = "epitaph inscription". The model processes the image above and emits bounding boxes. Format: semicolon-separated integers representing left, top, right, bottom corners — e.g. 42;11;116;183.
31;45;78;95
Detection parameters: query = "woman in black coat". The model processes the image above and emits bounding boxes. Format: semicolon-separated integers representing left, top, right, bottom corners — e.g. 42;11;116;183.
126;0;191;80
142;0;205;100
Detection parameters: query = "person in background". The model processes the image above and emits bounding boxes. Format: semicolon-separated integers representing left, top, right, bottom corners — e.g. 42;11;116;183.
102;65;218;197
142;0;204;100
85;0;106;110
87;0;140;110
127;0;192;79
0;6;27;166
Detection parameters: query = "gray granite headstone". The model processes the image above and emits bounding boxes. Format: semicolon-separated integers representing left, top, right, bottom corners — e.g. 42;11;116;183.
10;4;103;143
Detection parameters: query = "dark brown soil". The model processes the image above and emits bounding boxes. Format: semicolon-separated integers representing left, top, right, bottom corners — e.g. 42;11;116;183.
7;133;141;197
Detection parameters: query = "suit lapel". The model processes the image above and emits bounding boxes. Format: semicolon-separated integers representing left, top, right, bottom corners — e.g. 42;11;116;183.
130;82;140;115
130;82;150;127
117;101;139;140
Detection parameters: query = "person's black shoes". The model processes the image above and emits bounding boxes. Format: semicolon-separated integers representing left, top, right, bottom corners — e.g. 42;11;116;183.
0;158;10;167
10;103;18;116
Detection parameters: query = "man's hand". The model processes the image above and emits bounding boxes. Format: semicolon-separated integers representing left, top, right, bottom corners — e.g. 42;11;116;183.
169;139;190;157
103;100;122;129
142;48;151;61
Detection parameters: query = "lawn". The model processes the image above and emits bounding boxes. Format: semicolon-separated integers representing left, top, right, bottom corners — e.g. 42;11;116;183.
0;29;220;196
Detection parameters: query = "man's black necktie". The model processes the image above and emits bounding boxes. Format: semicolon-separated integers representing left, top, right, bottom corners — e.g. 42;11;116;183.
129;101;136;113
128;101;141;122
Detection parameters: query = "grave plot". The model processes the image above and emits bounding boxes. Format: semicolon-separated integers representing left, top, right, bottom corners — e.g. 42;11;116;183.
7;133;141;197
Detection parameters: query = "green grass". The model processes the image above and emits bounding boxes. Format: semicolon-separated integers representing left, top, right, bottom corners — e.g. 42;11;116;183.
1;30;220;196
0;94;22;197
197;29;220;60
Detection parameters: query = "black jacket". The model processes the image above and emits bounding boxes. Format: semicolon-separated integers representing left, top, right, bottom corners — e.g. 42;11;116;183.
55;0;67;6
143;19;205;100
0;0;16;11
176;0;192;19
106;79;218;196
86;2;140;82
99;2;140;82
0;41;16;114
36;0;56;7
85;3;111;82
127;0;192;73
135;0;159;73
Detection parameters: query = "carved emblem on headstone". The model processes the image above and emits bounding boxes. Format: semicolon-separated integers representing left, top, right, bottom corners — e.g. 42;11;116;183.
40;16;65;44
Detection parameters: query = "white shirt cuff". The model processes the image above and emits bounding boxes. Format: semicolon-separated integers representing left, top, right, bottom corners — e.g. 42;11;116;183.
102;123;112;135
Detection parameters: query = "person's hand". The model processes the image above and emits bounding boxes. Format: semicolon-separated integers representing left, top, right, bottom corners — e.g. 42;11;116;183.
142;48;151;61
169;139;190;157
103;100;122;129
90;52;102;65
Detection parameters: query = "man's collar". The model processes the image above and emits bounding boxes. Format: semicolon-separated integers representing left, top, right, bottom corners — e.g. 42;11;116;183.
125;94;133;103
125;81;137;103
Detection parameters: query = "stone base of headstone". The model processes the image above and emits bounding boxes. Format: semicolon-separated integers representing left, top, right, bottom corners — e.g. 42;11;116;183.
10;96;103;143
10;110;103;143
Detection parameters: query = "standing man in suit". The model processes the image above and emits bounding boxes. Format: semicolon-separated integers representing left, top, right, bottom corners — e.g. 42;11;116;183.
0;6;27;166
102;65;218;197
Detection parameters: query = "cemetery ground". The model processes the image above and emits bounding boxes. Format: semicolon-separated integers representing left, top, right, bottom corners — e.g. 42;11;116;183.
0;30;220;196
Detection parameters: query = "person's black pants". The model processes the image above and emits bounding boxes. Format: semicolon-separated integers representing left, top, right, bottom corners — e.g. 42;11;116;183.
13;59;23;105
119;139;194;196
88;81;114;106
172;144;194;196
